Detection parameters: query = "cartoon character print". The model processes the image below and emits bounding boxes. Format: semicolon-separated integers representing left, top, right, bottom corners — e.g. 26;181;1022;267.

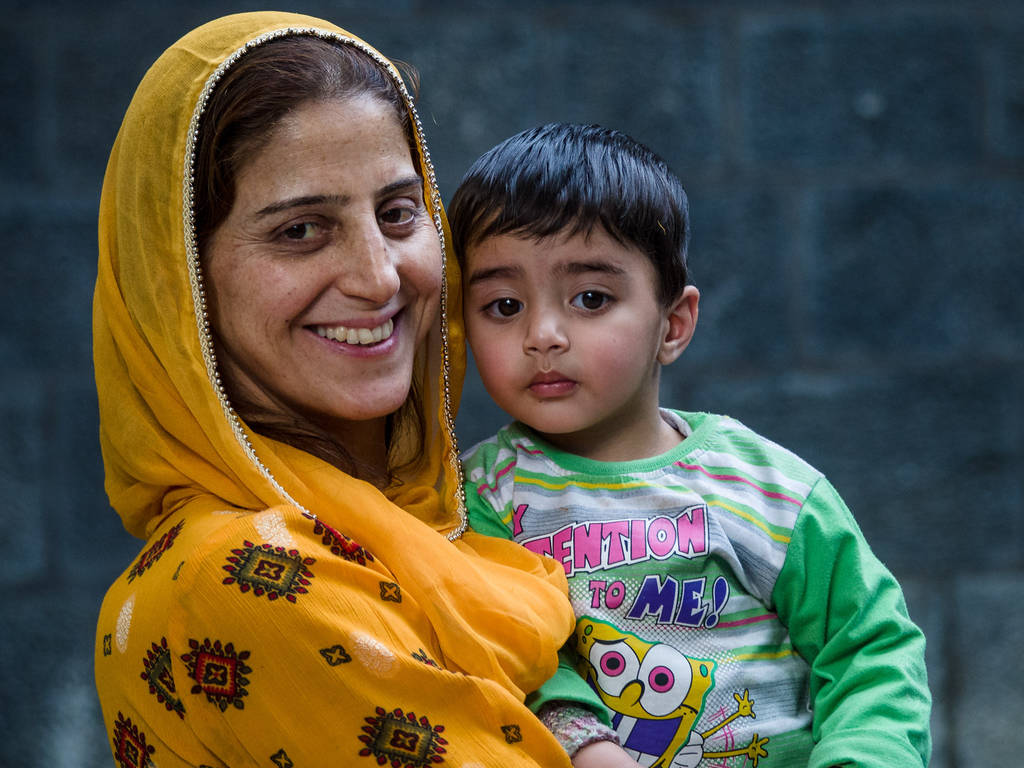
575;617;769;767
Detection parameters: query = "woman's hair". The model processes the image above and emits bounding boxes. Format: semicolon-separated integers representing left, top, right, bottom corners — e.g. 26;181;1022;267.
194;34;425;486
448;122;691;307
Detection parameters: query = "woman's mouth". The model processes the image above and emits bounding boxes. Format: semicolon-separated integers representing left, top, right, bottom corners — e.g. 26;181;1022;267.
313;317;394;346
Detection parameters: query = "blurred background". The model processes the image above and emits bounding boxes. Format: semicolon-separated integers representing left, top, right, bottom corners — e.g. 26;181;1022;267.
1;1;1021;765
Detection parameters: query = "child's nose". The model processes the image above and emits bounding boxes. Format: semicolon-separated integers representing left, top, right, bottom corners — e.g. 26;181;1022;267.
524;313;569;355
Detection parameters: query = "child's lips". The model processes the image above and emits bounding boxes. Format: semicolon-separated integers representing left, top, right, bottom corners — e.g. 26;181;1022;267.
528;371;577;397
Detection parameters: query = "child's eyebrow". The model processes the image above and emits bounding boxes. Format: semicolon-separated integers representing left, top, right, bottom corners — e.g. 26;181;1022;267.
466;265;524;285
466;259;626;286
555;260;627;277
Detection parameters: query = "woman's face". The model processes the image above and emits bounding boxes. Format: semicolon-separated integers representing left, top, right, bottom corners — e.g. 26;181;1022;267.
205;95;441;451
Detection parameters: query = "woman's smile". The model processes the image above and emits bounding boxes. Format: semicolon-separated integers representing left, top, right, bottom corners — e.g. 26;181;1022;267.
312;316;396;346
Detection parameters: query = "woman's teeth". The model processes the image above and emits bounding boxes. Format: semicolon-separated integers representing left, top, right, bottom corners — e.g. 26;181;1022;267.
315;318;394;345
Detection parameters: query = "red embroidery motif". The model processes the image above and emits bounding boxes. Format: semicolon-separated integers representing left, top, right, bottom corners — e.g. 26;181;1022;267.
303;512;375;565
359;707;447;766
222;540;314;602
180;638;252;711
111;712;155;768
127;521;184;582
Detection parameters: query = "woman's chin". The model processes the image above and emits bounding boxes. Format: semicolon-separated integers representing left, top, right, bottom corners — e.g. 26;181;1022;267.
318;387;413;428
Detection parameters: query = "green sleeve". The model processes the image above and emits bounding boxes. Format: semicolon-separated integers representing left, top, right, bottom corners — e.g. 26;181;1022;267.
463;474;514;540
773;477;931;767
462;437;518;540
526;645;612;727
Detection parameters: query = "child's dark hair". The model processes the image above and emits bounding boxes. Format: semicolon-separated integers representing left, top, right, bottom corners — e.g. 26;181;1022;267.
448;122;690;306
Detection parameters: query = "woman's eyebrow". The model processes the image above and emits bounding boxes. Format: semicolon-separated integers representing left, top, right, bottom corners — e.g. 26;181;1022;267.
254;194;346;218
378;174;424;198
252;175;424;219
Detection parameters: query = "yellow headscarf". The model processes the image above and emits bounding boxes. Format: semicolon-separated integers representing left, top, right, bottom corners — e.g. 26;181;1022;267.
94;12;574;767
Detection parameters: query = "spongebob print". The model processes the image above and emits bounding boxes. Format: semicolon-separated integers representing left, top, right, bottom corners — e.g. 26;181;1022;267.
575;618;769;767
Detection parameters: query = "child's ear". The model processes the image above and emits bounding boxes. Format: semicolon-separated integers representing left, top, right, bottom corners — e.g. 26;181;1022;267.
657;285;699;365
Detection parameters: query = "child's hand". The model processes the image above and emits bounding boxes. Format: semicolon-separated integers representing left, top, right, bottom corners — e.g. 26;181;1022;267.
571;739;643;768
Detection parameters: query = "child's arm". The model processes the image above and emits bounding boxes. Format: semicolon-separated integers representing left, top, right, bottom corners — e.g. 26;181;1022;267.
527;644;611;719
773;477;931;768
570;737;644;768
536;700;642;768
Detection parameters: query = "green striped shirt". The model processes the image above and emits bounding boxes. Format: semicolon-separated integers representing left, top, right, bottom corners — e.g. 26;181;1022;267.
463;410;930;767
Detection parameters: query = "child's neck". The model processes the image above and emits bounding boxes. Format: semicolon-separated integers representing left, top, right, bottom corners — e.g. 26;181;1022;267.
536;408;684;463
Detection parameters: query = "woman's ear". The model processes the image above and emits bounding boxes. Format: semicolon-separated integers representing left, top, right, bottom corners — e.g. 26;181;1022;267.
657;285;699;365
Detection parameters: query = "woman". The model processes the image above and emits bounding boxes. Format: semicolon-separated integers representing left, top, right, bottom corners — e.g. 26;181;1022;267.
94;12;589;766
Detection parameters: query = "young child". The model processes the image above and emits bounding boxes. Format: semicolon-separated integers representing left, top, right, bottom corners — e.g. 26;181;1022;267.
450;123;931;768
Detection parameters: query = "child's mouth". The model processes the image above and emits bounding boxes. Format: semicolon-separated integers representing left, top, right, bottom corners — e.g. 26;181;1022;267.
529;371;577;397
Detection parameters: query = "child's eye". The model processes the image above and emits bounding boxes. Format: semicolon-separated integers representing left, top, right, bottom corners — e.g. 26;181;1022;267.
571;290;611;311
485;297;523;318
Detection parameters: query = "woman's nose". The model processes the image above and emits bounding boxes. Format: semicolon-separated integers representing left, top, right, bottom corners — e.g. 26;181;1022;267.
523;311;569;356
333;222;400;304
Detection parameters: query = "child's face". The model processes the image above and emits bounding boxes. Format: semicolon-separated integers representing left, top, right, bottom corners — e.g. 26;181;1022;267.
463;227;697;458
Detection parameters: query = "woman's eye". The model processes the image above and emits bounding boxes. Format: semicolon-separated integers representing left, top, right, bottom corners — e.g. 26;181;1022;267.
282;222;318;241
572;290;610;311
485;298;523;318
379;205;416;226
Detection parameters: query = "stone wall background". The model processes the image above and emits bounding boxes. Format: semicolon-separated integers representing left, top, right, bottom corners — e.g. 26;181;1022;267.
1;1;1021;765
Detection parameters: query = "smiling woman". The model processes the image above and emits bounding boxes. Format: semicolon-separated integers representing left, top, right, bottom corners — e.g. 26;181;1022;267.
194;34;441;487
204;94;442;482
92;12;581;767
